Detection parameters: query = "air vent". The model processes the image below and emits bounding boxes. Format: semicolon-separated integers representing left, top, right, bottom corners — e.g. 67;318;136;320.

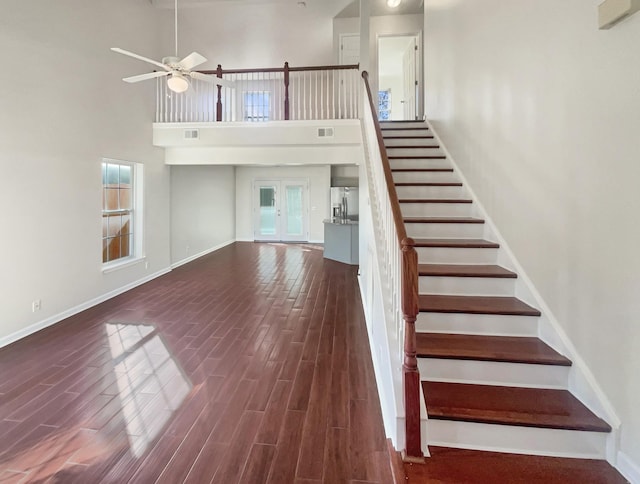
317;127;334;138
184;129;199;140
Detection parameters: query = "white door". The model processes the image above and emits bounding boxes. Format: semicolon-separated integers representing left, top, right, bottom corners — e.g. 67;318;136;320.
402;37;418;120
339;34;360;65
254;179;308;242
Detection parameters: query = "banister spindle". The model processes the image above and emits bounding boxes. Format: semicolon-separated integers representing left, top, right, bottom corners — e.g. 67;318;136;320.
284;62;290;121
216;64;223;122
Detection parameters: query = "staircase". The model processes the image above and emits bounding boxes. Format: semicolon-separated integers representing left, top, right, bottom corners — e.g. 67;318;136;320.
380;120;613;459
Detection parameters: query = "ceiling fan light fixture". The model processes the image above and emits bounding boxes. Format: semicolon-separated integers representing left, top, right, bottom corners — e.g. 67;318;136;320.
387;0;402;7
167;73;189;93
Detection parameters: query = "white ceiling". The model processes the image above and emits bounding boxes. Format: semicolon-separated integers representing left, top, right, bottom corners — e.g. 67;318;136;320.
150;0;423;18
335;0;424;18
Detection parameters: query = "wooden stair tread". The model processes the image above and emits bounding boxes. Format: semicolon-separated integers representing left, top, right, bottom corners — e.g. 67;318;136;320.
418;264;516;278
405;217;484;224
395;182;462;187
380;127;429;131
412;238;496;248
383;135;435;139
386;145;440;149
419;295;541;316
422;382;612;432
392;168;453;172
400;198;472;204
416;333;571;366
404;447;627;483
388;155;447;160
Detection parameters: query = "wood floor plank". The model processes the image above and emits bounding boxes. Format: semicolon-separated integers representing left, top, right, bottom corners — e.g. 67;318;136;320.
0;243;392;484
238;443;277;484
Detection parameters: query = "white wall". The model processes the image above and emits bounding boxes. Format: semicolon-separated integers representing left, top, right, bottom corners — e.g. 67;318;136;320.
162;2;335;69
235;166;331;242
424;0;640;472
0;0;170;345
171;166;236;264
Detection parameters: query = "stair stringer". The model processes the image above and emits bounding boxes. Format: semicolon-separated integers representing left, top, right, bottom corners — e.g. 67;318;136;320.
423;119;621;464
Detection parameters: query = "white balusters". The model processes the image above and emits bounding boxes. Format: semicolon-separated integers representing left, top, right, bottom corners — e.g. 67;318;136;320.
362;83;404;348
155;65;359;123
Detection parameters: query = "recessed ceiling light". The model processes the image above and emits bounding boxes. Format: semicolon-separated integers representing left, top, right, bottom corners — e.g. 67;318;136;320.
387;0;402;7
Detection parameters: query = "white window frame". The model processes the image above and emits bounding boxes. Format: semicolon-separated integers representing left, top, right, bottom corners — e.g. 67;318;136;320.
102;159;144;273
243;90;271;122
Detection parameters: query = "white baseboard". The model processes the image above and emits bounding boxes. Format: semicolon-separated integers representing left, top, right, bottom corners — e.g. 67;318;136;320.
0;268;171;349
618;451;640;484
171;239;235;269
1;240;239;350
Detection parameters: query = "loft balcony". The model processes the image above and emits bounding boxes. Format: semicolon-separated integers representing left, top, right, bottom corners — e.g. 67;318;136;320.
152;62;364;166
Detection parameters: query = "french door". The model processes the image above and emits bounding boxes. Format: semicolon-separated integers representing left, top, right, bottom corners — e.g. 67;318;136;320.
254;179;308;242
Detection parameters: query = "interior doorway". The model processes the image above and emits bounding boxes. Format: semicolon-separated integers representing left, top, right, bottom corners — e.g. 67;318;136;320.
377;34;421;121
253;179;309;242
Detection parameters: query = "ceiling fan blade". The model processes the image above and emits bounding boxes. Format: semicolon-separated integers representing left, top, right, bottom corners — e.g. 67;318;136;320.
179;52;207;71
190;71;235;88
111;47;171;71
123;71;170;83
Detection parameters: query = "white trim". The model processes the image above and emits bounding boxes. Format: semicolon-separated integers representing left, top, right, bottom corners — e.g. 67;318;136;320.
618;451;640;484
0;268;170;349
102;256;146;274
171;239;235;269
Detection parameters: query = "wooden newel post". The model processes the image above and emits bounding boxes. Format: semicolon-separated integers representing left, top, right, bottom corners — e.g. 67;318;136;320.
216;64;223;122
401;237;423;461
284;61;290;120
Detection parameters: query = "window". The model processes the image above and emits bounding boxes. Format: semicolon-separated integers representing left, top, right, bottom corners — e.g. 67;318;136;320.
102;160;142;266
378;89;391;121
243;91;270;122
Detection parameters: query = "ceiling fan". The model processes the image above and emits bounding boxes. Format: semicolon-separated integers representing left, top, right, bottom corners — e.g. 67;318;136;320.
111;0;232;93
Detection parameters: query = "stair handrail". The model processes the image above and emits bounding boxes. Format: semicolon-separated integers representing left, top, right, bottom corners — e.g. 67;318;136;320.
361;71;422;459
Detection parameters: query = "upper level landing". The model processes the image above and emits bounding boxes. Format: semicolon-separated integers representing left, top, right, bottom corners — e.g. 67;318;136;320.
152;62;364;166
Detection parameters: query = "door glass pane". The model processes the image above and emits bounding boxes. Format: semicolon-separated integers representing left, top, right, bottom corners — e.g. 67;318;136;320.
259;186;277;236
285;186;303;236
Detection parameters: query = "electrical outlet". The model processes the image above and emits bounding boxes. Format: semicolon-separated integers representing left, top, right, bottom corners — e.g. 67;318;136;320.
144;261;149;270
186;245;190;254
32;300;41;312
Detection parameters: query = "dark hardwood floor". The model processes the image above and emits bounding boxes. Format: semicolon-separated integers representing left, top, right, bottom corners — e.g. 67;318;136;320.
0;242;393;483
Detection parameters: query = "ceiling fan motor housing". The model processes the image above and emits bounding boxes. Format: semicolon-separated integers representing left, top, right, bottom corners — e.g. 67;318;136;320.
162;56;182;68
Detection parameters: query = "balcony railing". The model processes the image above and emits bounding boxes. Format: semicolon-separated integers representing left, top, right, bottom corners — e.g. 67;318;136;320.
361;71;422;459
155;62;360;123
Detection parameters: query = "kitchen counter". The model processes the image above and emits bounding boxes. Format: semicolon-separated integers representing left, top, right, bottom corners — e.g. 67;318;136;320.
323;219;359;265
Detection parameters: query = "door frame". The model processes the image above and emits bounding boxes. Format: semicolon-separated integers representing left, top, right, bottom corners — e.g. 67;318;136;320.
376;32;423;121
252;178;309;242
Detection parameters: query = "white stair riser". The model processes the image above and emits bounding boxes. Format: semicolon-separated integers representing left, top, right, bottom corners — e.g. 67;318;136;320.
407;222;485;239
385;138;437;147
383;129;430;137
419;275;515;296
419;359;569;389
381;122;427;129
401;203;474;218
390;159;452;170
387;147;445;158
424;420;608;459
416;312;538;337
395;185;467;199
416;247;497;264
393;172;459;184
